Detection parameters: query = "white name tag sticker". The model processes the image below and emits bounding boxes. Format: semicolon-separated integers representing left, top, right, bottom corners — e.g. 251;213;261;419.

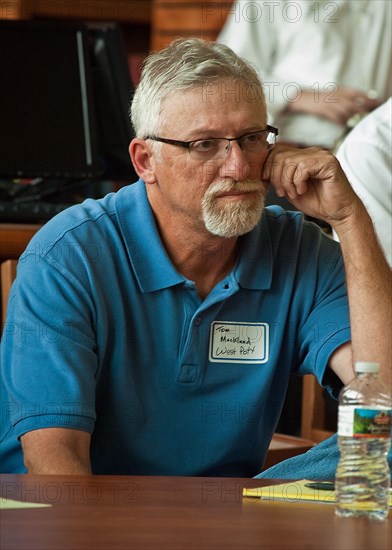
209;321;269;364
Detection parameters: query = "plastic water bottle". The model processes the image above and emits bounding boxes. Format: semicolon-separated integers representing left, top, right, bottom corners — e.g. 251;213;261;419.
335;362;392;519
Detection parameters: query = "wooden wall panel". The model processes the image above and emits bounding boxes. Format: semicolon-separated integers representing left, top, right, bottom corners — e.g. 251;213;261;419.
151;0;233;51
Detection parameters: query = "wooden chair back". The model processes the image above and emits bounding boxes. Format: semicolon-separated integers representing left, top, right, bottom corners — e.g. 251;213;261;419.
301;374;335;443
1;259;18;331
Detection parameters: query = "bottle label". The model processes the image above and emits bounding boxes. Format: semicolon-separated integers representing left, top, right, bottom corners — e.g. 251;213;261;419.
338;407;392;438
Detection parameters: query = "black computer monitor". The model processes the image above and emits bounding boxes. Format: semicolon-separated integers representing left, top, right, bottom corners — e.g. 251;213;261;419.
88;22;137;181
0;20;101;180
0;19;136;183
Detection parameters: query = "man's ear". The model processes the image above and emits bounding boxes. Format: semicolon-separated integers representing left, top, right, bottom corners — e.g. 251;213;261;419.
129;138;156;184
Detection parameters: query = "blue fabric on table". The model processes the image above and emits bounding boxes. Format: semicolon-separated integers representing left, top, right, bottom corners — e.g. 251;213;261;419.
256;434;392;480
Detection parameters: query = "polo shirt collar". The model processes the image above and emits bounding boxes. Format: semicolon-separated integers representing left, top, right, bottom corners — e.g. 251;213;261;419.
115;180;273;293
234;213;273;290
115;180;185;292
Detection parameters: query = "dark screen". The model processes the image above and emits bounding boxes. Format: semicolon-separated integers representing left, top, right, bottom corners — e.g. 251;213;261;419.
88;22;136;181
0;22;101;179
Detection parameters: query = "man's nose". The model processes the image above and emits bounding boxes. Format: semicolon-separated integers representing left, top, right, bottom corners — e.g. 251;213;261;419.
219;141;250;181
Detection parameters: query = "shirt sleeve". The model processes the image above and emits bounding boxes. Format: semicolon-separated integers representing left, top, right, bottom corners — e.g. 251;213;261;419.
337;137;392;266
295;232;351;398
1;251;98;439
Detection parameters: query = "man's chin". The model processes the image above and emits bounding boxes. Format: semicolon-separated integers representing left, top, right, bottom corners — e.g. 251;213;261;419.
206;219;262;238
203;198;265;238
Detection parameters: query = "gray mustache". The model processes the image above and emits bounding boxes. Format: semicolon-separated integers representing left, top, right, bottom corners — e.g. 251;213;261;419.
208;179;264;195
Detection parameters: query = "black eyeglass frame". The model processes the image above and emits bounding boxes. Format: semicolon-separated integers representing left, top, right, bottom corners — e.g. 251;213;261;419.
144;125;279;153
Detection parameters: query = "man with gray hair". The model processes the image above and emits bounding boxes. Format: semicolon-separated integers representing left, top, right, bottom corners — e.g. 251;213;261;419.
1;39;390;476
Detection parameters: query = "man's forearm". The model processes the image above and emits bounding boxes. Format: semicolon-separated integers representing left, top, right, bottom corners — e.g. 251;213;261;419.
24;453;92;475
21;428;92;475
333;202;392;387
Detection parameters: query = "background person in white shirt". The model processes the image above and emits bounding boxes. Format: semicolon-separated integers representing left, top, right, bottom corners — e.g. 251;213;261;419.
217;0;391;149
335;98;392;266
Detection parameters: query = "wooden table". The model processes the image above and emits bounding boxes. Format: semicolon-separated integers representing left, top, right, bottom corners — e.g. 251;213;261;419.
1;474;390;549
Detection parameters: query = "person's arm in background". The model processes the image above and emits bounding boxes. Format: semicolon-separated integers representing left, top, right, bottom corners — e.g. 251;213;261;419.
287;89;380;127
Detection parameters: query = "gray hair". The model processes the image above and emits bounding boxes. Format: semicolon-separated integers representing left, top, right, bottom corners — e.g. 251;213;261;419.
130;38;265;138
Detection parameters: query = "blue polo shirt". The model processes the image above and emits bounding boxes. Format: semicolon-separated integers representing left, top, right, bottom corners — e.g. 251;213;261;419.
0;179;350;475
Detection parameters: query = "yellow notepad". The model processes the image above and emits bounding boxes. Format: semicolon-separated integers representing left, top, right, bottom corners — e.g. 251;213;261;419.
243;479;392;506
0;497;51;510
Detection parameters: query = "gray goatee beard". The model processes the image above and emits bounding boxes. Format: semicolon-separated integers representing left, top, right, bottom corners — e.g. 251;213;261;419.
201;179;265;238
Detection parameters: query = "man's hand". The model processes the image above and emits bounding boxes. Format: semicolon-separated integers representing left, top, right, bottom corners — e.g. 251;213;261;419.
262;144;360;228
287;88;380;126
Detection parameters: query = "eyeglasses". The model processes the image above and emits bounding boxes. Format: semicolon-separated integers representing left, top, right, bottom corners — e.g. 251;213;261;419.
145;126;278;161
